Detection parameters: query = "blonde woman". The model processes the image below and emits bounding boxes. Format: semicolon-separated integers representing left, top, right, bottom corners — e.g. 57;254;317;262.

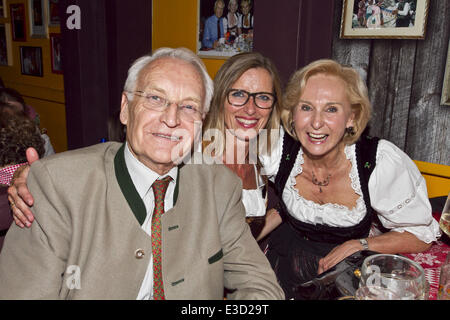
259;59;440;298
223;0;241;36
203;51;282;238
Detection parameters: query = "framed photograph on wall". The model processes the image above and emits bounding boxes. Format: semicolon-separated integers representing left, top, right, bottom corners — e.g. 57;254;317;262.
441;41;450;106
20;46;43;77
340;0;430;39
197;0;254;59
0;0;6;18
0;23;13;66
10;3;26;41
47;0;60;26
29;0;47;38
50;33;62;73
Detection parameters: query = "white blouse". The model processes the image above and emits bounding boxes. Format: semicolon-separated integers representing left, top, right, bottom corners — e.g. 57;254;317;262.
242;164;267;218
260;128;441;244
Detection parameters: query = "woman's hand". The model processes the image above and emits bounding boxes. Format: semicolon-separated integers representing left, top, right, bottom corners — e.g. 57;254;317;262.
317;239;362;274
256;208;282;241
7;147;40;228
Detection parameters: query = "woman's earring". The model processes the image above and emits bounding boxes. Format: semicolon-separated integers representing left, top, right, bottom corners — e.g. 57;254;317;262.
345;126;356;136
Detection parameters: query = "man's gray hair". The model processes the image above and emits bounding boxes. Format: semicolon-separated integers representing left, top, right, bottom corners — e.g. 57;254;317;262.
123;47;214;113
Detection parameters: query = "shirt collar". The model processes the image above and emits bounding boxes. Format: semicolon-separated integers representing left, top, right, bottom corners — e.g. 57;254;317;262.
124;142;177;199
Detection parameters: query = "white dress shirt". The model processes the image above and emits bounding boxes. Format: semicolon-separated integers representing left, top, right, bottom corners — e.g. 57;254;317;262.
123;142;178;300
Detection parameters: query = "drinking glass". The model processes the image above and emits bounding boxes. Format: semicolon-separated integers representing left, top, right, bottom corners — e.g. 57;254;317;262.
359;254;428;300
439;193;450;238
355;285;400;300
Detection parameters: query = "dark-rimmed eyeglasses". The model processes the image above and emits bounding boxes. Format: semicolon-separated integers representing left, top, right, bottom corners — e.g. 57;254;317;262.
226;89;276;109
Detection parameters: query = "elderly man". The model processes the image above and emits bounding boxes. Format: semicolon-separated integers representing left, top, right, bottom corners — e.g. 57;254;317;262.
0;47;284;300
202;0;225;49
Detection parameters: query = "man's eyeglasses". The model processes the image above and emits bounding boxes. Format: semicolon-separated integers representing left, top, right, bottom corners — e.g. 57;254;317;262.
226;89;276;109
131;91;203;122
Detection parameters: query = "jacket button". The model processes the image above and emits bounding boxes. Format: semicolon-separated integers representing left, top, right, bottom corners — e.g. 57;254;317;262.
135;249;145;259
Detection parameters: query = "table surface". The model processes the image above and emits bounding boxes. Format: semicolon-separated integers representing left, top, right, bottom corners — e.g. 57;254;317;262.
402;212;449;300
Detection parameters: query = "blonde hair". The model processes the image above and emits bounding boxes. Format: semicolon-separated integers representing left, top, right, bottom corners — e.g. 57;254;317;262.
203;51;282;157
228;0;238;10
214;0;225;10
282;59;372;145
241;0;252;7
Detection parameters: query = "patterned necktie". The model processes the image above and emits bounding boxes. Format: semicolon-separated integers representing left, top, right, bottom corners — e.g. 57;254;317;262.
151;176;172;300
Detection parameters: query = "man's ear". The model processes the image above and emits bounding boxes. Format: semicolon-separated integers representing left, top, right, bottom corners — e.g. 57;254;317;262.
120;93;129;125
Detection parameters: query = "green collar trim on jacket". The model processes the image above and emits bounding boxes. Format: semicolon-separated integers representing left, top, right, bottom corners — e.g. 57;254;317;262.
114;143;180;226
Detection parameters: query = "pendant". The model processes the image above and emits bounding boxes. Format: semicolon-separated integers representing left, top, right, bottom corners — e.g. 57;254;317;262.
312;171;330;193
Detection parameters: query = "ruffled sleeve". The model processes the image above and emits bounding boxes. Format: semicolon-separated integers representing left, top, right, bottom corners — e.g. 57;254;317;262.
259;127;284;180
368;140;441;243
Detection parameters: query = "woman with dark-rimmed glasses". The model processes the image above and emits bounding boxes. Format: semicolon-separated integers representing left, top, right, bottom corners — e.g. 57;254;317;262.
203;51;283;239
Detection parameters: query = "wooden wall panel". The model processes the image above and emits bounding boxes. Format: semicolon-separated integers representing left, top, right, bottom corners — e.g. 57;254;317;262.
405;1;450;165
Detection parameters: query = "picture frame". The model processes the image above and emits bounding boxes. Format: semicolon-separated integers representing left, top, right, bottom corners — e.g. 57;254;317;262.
47;0;60;27
10;3;26;41
340;0;430;39
0;23;13;66
197;0;254;59
50;33;62;73
0;0;6;19
20;46;43;77
28;0;47;38
441;41;450;106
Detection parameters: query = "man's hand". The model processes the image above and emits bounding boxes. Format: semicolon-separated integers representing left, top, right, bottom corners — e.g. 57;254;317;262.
7;147;40;228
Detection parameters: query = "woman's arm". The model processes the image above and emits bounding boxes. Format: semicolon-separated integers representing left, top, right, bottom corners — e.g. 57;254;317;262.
317;230;432;274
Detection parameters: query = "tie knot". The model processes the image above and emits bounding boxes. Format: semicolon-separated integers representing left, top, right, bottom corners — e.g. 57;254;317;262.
151;176;172;201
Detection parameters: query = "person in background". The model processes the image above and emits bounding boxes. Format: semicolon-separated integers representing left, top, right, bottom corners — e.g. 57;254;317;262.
0;87;55;156
223;0;242;38
203;51;283;239
0;103;45;252
0;47;284;299
357;0;368;27
393;0;413;27
258;59;440;298
239;0;254;35
202;0;226;49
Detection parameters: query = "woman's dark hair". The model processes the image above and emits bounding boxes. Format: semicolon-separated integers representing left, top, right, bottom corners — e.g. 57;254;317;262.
0;103;45;167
